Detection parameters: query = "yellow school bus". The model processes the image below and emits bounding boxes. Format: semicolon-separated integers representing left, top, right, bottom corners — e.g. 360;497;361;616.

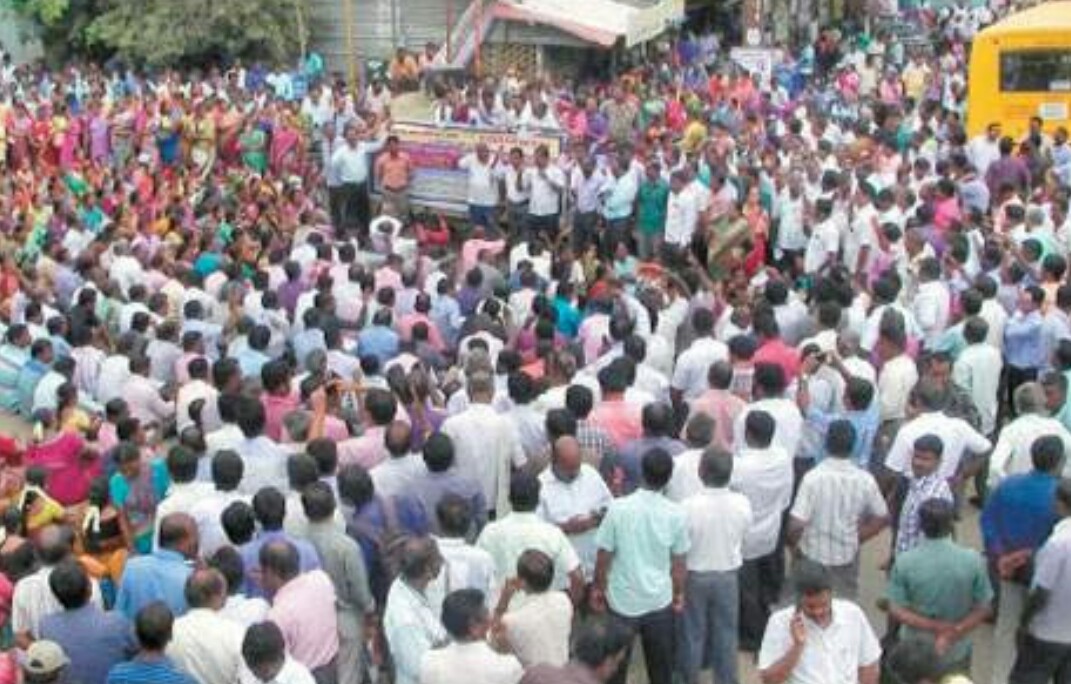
967;1;1071;139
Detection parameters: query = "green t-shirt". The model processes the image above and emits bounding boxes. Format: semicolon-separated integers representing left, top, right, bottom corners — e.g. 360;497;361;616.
636;179;670;235
887;537;994;665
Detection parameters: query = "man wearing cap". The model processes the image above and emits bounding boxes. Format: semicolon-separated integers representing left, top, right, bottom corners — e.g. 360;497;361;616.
21;640;70;684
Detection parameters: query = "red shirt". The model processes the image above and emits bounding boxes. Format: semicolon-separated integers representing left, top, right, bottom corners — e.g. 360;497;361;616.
752;338;801;383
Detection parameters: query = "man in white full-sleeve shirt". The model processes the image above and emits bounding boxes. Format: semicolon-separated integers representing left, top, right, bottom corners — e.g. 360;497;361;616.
442;371;526;517
330;121;385;235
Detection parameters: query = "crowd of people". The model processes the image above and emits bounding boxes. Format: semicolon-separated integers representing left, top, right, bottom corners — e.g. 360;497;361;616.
0;2;1070;684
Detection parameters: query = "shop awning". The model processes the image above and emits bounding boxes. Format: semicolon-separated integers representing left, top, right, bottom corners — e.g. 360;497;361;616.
493;0;684;47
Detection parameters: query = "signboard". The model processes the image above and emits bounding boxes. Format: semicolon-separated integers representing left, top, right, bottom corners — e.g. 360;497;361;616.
374;122;564;214
729;47;782;86
626;0;686;47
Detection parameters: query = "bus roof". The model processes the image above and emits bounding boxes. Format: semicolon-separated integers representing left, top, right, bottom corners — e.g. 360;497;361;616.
976;1;1071;36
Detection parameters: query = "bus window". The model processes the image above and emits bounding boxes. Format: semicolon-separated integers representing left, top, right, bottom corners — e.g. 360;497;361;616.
1000;50;1071;92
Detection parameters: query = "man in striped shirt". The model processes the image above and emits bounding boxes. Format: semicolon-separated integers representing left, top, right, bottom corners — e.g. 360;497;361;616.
788;420;890;599
895;434;954;555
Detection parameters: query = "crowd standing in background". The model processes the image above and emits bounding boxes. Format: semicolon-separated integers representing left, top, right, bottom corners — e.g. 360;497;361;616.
0;2;1070;683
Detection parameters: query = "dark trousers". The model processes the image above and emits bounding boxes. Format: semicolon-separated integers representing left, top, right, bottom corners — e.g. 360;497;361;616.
608;605;676;684
1010;634;1071;684
328;185;345;231
739;551;783;652
601;218;631;257
573;211;599;252
338;181;370;237
311;657;339;684
507;201;529;241
1006;365;1039;418
528;213;560;244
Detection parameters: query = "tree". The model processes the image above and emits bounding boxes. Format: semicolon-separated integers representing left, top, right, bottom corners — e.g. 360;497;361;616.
14;0;307;67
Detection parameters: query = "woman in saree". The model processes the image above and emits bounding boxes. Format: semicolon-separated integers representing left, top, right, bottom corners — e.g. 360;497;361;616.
108;442;169;556
217;103;244;167
741;184;771;277
78;476;128;596
269;108;302;177
30;104;53;169
7;103;32;170
87;99;111;167
189;99;218;180
239;119;268;174
57;102;83;171
110;97;137;170
24;399;100;508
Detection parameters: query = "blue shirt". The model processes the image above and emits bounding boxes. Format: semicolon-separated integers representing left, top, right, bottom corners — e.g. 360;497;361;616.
608;437;687;495
357;326;400;365
1004;310;1046;370
15;358;49;419
115;549;193;620
41;605;136;684
980;470;1058;557
240;529;322;598
106;657;197;684
805;404;880;468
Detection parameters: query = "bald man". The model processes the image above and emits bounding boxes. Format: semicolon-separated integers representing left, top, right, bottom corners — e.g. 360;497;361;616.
169;569;245;684
116;513;198;620
536;436;613;580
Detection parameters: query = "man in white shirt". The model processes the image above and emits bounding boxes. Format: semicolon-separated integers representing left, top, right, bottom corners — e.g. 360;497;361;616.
442;371;526;516
12;527;104;647
459;143;499;232
671;309;729;403
477;473;583;599
758;562;881;684
420;590;522;684
664;170;700;248
154;446;214;552
789;421;889;599
733;410;794;652
876;323;919;429
370;421;425;502
953;317;1004;437
239;621;317;684
191;451;250;559
494;550;573;669
733;363;803;460
913;258;951;350
844;185;879;279
885;379;993;483
537;436;613;579
967;122;1002;176
233;397;290;497
169;569;246;684
176;356;220;434
330;121;386;235
524;144;565;242
989;382;1071;488
772;172;808;268
679;447;752;684
125;354;175;430
427;494;498;618
802;200;840;275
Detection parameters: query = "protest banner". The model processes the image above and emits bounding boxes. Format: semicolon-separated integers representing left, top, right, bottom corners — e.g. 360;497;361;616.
373;121;564;214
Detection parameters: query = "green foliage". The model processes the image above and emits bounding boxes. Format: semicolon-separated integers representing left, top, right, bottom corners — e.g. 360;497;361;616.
16;0;307;67
11;0;71;25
